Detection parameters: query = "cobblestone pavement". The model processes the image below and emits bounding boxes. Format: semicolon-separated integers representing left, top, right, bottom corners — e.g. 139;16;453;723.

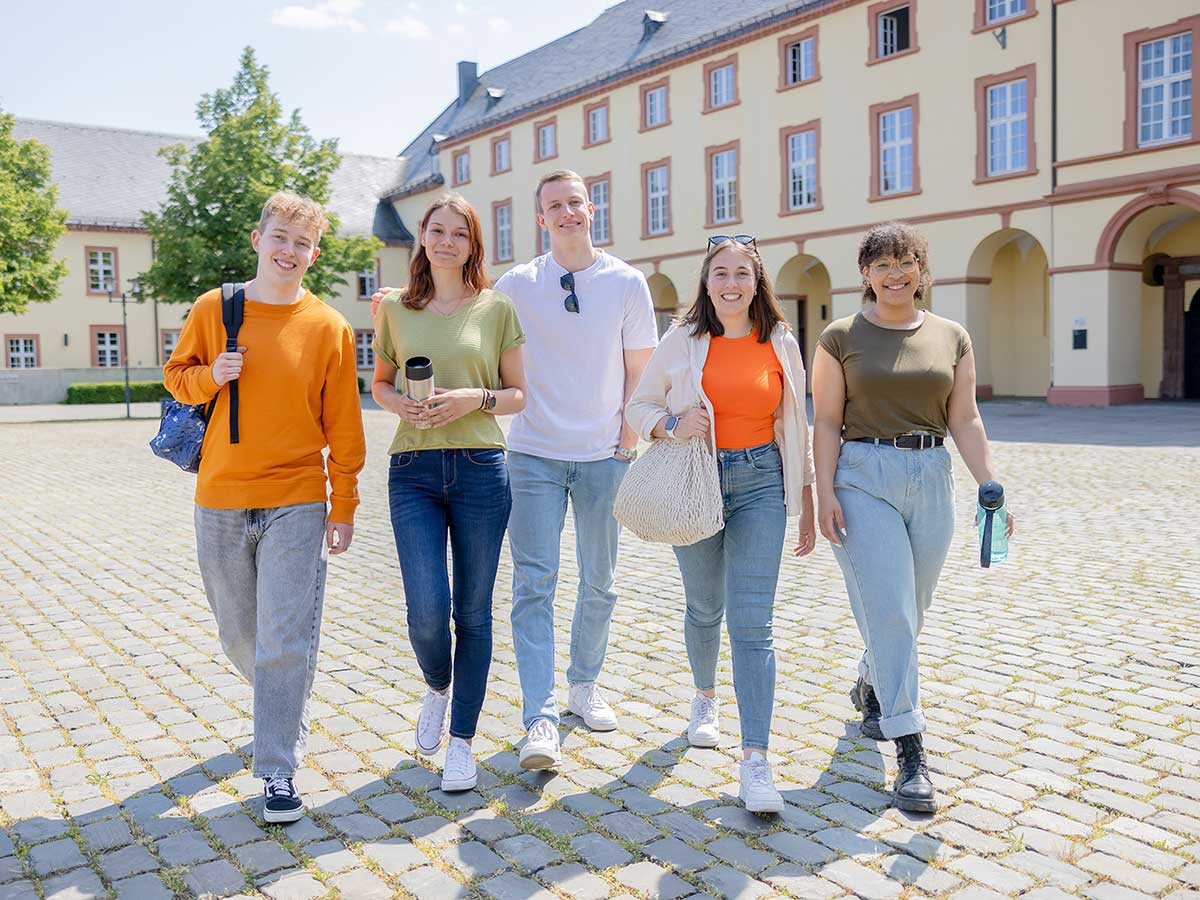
0;403;1197;900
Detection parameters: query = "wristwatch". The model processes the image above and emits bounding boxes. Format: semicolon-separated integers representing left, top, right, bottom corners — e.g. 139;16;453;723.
484;390;497;411
664;415;680;440
614;447;637;462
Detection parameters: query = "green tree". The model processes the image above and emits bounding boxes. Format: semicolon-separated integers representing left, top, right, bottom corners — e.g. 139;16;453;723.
0;109;68;315
141;47;379;304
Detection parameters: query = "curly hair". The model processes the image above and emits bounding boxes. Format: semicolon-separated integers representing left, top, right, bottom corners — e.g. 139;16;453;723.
858;222;933;302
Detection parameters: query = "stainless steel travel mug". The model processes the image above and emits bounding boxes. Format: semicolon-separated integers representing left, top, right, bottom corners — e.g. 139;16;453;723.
403;356;434;429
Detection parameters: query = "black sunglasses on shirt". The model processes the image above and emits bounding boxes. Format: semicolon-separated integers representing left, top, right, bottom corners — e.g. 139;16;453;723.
560;271;580;314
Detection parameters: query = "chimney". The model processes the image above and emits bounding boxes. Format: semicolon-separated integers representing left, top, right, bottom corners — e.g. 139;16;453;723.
642;10;667;41
457;60;478;107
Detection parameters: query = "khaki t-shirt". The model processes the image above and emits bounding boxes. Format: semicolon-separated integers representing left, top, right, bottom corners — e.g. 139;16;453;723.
817;310;971;440
373;288;525;454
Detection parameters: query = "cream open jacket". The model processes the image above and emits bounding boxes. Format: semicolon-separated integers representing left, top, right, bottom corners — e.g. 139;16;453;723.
625;322;816;517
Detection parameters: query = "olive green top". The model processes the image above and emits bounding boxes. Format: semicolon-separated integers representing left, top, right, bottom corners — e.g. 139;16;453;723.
373;288;525;454
817;310;972;440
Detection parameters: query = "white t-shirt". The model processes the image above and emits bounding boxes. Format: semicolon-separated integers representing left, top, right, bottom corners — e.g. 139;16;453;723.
495;251;658;461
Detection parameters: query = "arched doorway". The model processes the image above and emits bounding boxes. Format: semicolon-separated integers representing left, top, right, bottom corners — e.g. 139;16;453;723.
775;254;832;373
647;273;679;337
1186;287;1200;400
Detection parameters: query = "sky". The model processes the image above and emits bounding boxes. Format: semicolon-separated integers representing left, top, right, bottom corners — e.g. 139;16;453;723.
1;0;616;158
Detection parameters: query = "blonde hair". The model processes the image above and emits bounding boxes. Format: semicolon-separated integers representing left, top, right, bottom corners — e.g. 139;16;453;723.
535;169;587;212
258;190;330;240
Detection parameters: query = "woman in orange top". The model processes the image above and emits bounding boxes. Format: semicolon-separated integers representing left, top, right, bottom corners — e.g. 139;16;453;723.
626;236;815;814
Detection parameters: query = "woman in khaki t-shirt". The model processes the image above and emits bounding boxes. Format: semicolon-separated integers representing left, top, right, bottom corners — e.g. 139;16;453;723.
811;222;1014;815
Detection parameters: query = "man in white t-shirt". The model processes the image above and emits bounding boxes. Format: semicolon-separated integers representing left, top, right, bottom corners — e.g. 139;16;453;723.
494;170;657;770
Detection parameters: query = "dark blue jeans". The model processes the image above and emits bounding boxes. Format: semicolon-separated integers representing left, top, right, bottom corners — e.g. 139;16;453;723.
388;448;512;740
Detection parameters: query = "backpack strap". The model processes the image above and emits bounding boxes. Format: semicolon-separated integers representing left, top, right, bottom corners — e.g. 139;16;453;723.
220;283;246;444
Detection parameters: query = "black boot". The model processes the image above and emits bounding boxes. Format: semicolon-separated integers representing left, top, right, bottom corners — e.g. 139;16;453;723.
893;733;936;813
850;676;884;740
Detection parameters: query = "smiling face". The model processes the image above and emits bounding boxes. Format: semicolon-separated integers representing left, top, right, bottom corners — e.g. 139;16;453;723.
251;215;321;285
863;252;921;308
537;177;594;249
705;245;758;325
420;205;472;272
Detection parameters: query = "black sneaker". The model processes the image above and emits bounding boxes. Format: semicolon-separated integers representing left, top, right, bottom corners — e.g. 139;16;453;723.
263;776;304;823
851;676;885;740
893;733;936;813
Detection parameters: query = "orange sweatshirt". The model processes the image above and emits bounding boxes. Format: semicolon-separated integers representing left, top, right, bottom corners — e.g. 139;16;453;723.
163;288;366;524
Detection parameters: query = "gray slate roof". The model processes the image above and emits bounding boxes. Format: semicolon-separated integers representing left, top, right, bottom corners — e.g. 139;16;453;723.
388;0;833;197
13;118;413;243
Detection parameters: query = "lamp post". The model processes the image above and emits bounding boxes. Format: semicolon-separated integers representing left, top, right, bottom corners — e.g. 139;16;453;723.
103;276;144;419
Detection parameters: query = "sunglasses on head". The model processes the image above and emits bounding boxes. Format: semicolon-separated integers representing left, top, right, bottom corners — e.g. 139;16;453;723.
560;271;580;314
707;234;757;250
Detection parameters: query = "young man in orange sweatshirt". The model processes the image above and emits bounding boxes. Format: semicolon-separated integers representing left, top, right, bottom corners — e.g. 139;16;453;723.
164;191;366;823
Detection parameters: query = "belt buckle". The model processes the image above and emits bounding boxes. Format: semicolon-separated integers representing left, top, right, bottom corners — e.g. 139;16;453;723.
896;432;927;450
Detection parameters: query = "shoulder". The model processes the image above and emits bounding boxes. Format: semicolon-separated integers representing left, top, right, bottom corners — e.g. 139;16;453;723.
820;314;858;342
496;259;540;287
926;312;969;338
656;322;696;355
476;289;520;318
597;253;650;289
307;294;352;331
189;288;224;320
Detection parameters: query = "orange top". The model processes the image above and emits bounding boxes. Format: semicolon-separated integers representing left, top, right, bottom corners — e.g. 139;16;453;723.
163;288;366;523
702;332;784;449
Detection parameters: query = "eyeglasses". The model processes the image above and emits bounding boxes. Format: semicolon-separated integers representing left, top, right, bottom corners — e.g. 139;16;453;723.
869;256;919;276
560;271;580;314
708;234;757;250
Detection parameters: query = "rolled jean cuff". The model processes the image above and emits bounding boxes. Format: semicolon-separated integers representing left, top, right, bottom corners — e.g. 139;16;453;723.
742;741;769;752
254;768;295;780
880;708;926;740
449;729;475;741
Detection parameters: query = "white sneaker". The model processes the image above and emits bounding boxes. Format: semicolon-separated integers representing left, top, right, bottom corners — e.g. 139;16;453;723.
415;687;450;756
519;718;561;770
567;682;618;731
739;752;784;814
687;693;720;748
441;737;478;792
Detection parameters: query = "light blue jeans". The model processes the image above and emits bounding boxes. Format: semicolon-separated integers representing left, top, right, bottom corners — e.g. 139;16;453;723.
194;502;328;778
507;451;628;729
673;442;786;751
829;440;955;739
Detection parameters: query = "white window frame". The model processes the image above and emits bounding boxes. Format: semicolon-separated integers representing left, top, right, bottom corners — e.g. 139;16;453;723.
787;37;815;85
358;265;379;298
95;331;121;368
788;130;818;210
590;179;610;244
496;204;513;261
454;152;469;184
987;78;1028;175
161;330;180;362
877;6;911;58
1138;32;1193;147
88;250;115;293
538;123;556;160
539;227;552;254
355;331;375;369
986;0;1026;24
588;106;609;144
494;138;511;172
646;166;670;235
645;86;667;128
7;337;37;368
710;64;735;108
711;149;738;224
879;106;914;195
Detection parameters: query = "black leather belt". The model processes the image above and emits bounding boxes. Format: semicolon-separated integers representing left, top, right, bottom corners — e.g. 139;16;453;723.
848;433;944;450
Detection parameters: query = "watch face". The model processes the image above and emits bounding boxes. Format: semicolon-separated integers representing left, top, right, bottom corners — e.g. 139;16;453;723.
666;416;679;431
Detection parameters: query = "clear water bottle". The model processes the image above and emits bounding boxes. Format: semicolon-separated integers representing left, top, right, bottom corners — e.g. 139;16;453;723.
977;481;1008;567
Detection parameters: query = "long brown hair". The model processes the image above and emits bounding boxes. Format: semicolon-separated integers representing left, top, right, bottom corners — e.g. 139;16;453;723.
681;240;786;343
401;193;491;310
857;221;933;303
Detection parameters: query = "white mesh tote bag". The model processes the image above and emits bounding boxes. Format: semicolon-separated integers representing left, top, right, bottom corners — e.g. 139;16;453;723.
613;438;724;546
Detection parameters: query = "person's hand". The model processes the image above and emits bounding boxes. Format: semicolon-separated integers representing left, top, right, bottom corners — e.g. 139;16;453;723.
211;347;247;386
424;387;483;428
673;406;710;440
370;286;399;320
794;492;816;557
818;492;847;545
326;521;354;555
382;391;430;426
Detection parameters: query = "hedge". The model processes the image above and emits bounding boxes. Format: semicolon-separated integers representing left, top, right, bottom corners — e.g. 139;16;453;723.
66;381;172;404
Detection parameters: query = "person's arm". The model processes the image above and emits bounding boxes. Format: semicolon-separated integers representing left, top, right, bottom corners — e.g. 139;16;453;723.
811;345;848;545
323;325;367;550
423;344;527;426
619;347;654;453
946;349;1014;536
163;297;228;404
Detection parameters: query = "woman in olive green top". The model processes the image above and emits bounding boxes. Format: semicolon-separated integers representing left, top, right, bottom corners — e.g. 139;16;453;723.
371;194;526;794
811;222;1014;814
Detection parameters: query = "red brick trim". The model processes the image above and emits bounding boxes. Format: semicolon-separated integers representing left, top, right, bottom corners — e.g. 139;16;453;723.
90;324;125;368
702;54;740;114
778;120;823;216
583;98;611;148
1122;15;1200;153
585;172;614;247
533;116;559;164
357;259;382;300
1056;138;1200;169
3;333;41;368
1047;384;1145;406
867;0;919;65
777;25;820;91
490;132;512;176
1047;263;1143;275
972;0;1036;32
639;76;671;132
974;64;1038;184
868;94;921;201
159;328;181;364
1093;188;1200;265
935;277;993;286
491;198;514;264
705;140;742;229
641;157;673;240
1050;164;1200;205
452;148;471;186
84;246;120;296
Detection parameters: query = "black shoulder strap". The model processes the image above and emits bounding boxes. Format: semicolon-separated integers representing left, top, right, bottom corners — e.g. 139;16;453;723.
220;283;246;444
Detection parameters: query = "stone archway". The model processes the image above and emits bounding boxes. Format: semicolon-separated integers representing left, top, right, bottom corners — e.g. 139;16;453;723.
647;273;679;337
1186;287;1200;400
1152;255;1200;399
775;254;832;372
